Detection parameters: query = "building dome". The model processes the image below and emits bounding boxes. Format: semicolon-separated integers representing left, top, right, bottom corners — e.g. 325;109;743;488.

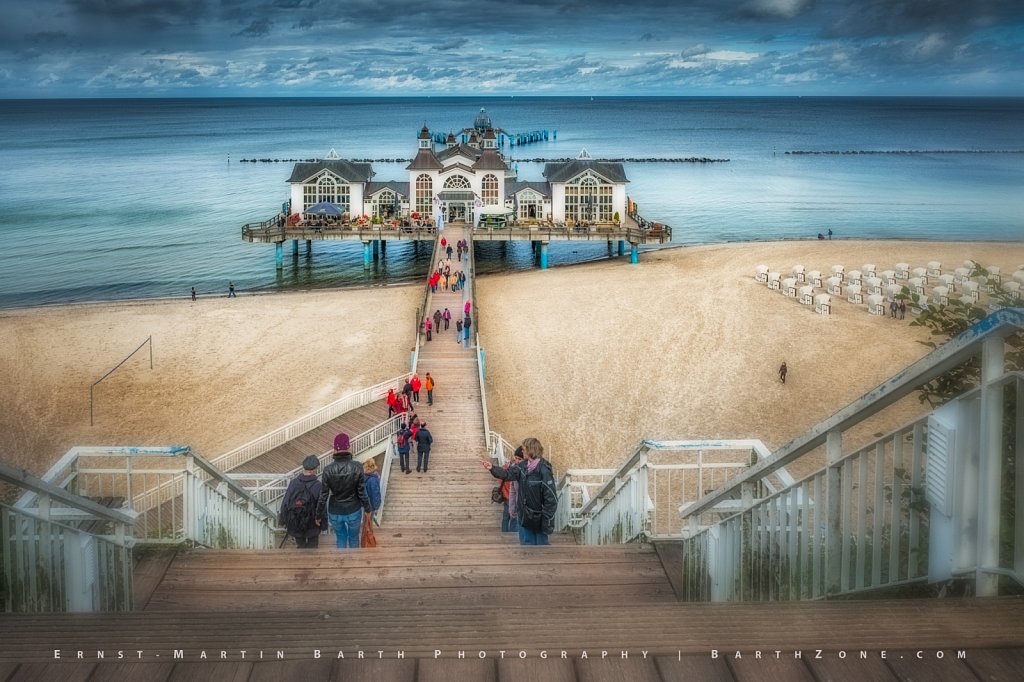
474;108;492;132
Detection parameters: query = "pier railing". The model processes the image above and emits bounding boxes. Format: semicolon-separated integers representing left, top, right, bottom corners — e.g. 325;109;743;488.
471;225;671;244
210;373;412;472
1;461;135;613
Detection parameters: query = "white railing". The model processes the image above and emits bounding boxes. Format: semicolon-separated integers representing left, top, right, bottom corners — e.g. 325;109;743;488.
555;440;779;543
488;431;517;465
1;461;135;612
678;308;1024;601
375;437;397;526
210;373;412;472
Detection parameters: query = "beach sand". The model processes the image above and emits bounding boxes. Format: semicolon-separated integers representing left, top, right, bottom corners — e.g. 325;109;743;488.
2;240;1021;488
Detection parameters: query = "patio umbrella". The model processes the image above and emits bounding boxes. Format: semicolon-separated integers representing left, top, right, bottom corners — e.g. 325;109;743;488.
303;201;343;217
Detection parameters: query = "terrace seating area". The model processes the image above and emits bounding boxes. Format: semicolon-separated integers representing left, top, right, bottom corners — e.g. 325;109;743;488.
754;259;1022;317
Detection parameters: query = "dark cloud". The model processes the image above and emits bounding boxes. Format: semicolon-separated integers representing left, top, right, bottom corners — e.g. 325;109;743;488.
639;32;655;41
735;0;815;21
823;0;1024;39
68;0;209;29
234;18;272;37
433;38;468;52
26;31;69;44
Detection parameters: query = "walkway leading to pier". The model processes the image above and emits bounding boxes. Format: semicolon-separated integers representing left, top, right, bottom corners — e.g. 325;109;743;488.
380;223;501;529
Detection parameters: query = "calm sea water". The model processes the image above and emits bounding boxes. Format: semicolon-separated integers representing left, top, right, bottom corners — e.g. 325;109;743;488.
0;97;1022;308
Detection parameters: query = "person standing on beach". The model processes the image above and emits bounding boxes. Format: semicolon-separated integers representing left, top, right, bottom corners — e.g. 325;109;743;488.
279;455;327;548
414;421;433;473
425;372;435;406
191;287;196;302
899;300;906;320
228;282;236;298
481;438;557;545
827;228;833;240
433;309;442;334
316;433;371;549
442;308;451;331
890;299;898;318
779;362;788;384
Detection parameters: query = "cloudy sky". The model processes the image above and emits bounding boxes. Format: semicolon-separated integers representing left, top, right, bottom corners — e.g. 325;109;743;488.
2;0;1022;97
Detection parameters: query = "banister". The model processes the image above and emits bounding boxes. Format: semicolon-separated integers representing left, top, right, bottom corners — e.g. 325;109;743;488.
0;460;137;526
680;306;1024;520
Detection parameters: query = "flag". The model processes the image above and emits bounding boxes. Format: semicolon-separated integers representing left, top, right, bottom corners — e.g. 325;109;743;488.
474;194;483;208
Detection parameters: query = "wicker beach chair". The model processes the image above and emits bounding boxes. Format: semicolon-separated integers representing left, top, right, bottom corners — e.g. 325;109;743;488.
955;267;972;286
894;262;910;280
847;284;863;304
814;293;832;315
962;281;980;302
767;272;782;290
799;285;815;305
927;261;942;278
807;270;823;287
938;273;956;291
885;284;902;302
932;285;950;306
847;269;863;287
792;265;806;283
782;277;798;297
755;264;770;283
865;276;883;296
908;277;926;297
881;269;897;286
987;266;1001;284
1004;281;1021;302
867;293;886;315
827;276;843;296
1014;270;1024;286
831;264;845;281
862;264;876;279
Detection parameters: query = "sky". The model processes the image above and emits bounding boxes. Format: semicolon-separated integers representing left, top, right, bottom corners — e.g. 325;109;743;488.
1;0;1023;97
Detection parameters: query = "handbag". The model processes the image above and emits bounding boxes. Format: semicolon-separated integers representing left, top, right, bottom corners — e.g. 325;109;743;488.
360;512;377;548
491;485;503;504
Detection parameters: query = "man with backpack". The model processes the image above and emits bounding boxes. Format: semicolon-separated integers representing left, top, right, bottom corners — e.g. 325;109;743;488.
396;422;413;474
279;455;327;548
481;437;557;545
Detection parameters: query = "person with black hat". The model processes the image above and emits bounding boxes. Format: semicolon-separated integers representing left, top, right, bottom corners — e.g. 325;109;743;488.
316;432;372;549
279;455;327;548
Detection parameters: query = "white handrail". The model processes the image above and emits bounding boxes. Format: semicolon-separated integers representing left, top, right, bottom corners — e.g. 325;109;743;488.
210;372;412;471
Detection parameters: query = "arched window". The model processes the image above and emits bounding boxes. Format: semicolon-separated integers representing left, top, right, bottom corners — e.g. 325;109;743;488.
303;173;350;212
481;174;499;205
564;172;612;222
372;189;397;218
415;174;433;217
443;175;472;189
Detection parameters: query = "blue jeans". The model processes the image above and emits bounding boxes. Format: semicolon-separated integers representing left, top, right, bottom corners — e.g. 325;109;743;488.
501;502;518;532
329;510;363;548
518;526;550;545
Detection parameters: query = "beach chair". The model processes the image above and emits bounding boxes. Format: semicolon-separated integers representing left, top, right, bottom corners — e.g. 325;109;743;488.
1004;281;1021;302
962;281;980;303
867;294;886;315
814;293;831;315
881;269;897;286
911;295;929;315
865;276;883;296
826;276;843;296
755;264;769;283
792;265;806;283
937;273;956;291
954;267;972;286
986;266;1001;284
782;277;798;297
894;262;910;280
908;277;926;297
799;285;815;305
911;266;928;283
927;261;942;278
885;284;902;302
847;284;863;304
862;264;876;279
1014;270;1024;286
767;272;782;290
807;270;823;287
831;264;845;281
963;259;977;270
932;285;950;306
847;269;863;287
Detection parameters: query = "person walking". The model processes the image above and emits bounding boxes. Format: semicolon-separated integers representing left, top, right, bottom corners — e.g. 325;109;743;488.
446;244;453;260
402;378;413;407
228;282;236;298
890;299;898;319
191;287;196;302
279;455;327;548
410;373;422;404
425;372;435;406
425;317;433;341
386;388;398;418
363;458;382;515
315;433;371;549
463;315;472;348
414;421;433;473
433;309;442;334
464;300;471;316
442;308;451;331
455;318;463;344
481;438;557;545
396;422;413;474
779;361;788;384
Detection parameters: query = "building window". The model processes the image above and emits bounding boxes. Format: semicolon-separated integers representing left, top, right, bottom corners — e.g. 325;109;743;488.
564;173;612;222
415;174;433;217
372;189;398;218
304;173;350;212
481;174;499;205
517;190;542;220
443;175;472;190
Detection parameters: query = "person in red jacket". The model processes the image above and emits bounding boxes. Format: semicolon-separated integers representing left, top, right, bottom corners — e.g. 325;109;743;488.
386;388;398;418
410;374;422;404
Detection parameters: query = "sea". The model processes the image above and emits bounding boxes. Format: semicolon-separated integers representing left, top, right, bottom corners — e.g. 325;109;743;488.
1;97;1022;308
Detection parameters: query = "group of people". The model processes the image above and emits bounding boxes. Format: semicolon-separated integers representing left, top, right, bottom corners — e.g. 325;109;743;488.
440;236;469;263
428;259;465;294
278;432;382;549
482;437;558;546
386;372;435;416
386;376;436;473
889;298;907;320
424;300;473;348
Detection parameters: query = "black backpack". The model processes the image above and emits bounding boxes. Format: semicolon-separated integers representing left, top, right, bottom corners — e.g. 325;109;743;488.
282;480;317;534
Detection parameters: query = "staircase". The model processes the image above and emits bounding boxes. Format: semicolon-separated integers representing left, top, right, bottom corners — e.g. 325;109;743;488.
381;223;501;529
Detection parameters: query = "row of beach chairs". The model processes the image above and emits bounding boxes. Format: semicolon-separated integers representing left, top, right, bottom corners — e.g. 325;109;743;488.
755;260;1024;317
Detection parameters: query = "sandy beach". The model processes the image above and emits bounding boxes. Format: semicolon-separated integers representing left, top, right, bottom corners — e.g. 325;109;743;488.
2;240;1021;487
